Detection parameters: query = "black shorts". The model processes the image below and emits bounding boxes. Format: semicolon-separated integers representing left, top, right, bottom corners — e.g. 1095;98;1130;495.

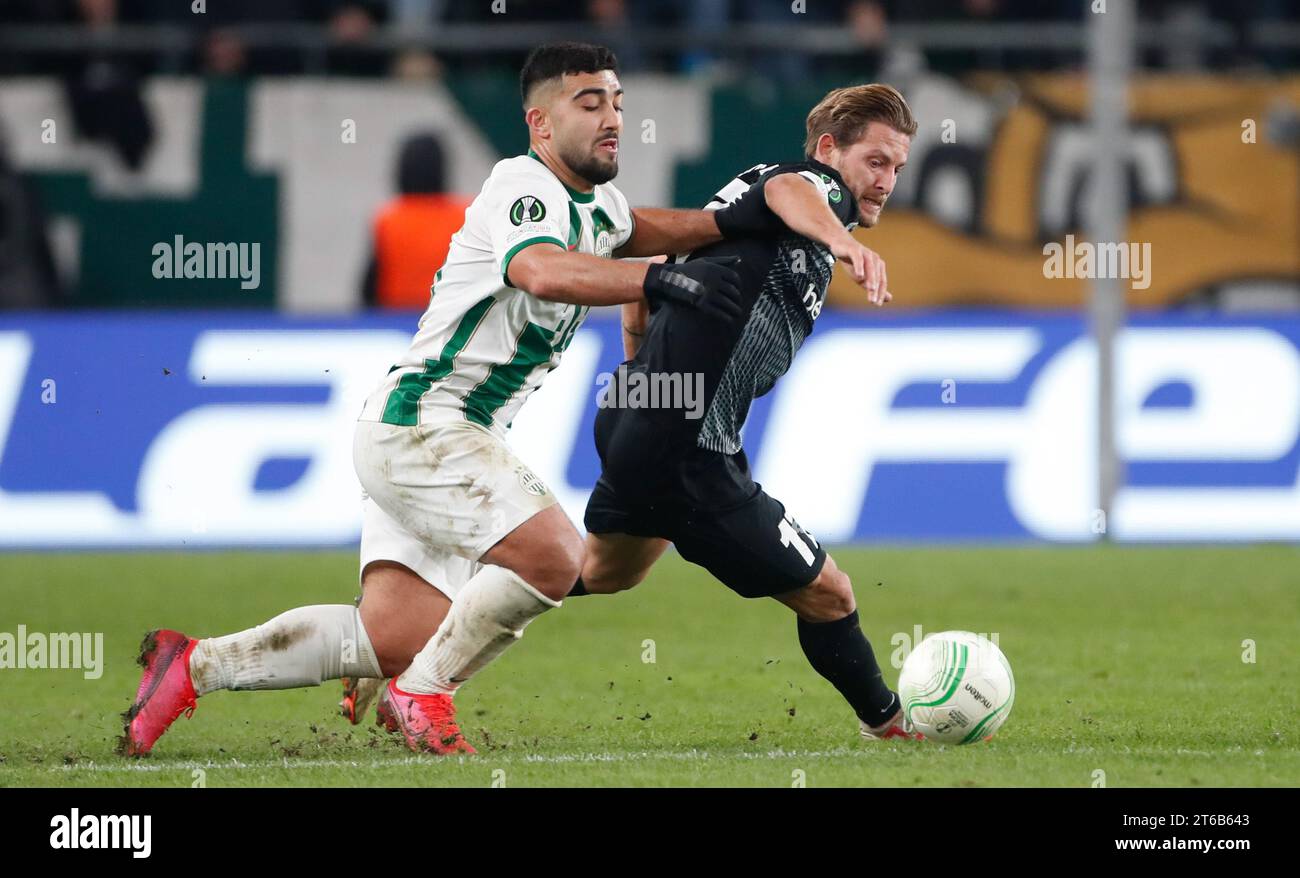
583;407;825;599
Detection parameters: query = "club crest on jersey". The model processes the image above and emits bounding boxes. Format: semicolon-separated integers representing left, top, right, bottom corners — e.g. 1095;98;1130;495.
516;467;548;497
821;174;843;204
592;207;617;258
595;230;613;259
510;196;546;225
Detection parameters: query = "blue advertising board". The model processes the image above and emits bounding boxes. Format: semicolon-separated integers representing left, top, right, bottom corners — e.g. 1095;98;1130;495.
1;311;1298;547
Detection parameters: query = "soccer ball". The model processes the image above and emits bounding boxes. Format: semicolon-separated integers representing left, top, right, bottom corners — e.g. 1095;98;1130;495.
898;631;1015;744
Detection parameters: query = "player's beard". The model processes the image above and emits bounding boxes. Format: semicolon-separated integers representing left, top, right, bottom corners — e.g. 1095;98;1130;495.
858;197;885;229
562;142;618;185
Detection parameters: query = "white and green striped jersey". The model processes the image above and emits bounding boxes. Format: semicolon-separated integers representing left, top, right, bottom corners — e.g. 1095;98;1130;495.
359;151;634;433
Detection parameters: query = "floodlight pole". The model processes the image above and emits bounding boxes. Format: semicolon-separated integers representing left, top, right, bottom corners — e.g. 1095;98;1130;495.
1087;1;1133;540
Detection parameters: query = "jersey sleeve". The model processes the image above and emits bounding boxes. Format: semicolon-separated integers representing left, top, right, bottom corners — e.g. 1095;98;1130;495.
706;161;858;233
485;166;571;287
705;162;777;210
766;164;858;228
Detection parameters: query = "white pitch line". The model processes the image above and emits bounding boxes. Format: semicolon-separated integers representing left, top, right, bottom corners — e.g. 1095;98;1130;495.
28;743;1259;774
41;747;894;773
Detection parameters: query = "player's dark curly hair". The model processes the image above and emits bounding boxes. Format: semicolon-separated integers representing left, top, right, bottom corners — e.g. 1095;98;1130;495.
520;43;620;106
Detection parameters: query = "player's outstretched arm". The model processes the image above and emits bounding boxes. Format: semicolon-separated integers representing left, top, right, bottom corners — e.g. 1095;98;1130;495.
510;243;653;305
617;208;722;258
764;174;892;305
509;242;742;318
617;188;789;259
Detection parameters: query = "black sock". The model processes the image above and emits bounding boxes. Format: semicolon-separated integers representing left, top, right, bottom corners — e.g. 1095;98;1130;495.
797;610;898;728
567;576;589;597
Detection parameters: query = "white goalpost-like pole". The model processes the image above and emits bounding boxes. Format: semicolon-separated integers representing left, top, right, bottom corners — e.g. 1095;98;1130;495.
1087;0;1134;538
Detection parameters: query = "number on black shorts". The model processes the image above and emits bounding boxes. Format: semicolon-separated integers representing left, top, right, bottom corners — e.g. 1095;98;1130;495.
777;512;819;565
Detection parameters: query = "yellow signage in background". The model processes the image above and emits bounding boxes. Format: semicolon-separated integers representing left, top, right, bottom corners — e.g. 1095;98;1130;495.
831;75;1300;310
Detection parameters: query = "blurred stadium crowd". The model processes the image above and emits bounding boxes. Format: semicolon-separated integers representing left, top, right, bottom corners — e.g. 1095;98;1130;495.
1;1;1296;78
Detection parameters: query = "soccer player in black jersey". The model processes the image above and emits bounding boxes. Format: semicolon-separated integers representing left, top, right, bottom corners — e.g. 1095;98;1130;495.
576;84;922;741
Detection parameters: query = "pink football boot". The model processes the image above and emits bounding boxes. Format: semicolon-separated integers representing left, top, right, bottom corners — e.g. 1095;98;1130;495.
119;629;199;757
375;679;476;755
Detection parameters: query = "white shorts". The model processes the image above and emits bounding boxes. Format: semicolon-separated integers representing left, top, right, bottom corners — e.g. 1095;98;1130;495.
353;418;557;599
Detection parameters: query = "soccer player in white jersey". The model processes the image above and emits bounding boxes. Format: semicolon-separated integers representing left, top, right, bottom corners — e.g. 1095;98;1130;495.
120;43;778;756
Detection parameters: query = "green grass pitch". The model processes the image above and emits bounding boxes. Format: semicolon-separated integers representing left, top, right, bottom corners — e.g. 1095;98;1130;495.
1;546;1296;787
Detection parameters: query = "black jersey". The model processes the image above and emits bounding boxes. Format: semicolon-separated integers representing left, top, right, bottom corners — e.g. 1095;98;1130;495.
626;158;860;455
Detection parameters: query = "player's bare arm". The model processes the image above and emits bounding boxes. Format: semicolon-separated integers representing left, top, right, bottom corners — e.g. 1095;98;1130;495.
616;187;788;257
622;294;650;358
510;242;742;318
509;242;653;305
764;173;891;305
616;207;722;257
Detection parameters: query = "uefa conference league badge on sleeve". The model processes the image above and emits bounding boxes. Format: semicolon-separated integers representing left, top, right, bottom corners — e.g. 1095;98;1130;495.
509;195;547;226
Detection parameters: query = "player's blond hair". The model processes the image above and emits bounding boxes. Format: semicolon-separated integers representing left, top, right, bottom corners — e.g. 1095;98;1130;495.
803;84;917;158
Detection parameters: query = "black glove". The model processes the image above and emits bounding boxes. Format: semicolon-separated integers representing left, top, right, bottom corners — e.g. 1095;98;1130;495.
713;182;785;239
643;256;743;321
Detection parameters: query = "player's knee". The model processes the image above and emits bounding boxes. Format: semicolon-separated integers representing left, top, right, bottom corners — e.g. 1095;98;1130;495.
358;585;442;674
582;560;643;594
371;638;419;678
805;562;857;621
518;533;584;601
360;609;428;675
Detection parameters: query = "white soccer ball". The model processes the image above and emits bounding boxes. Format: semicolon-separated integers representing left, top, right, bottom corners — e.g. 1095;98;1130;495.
898;631;1015;745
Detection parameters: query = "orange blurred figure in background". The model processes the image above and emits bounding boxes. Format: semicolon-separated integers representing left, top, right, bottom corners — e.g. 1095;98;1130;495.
362;133;469;310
